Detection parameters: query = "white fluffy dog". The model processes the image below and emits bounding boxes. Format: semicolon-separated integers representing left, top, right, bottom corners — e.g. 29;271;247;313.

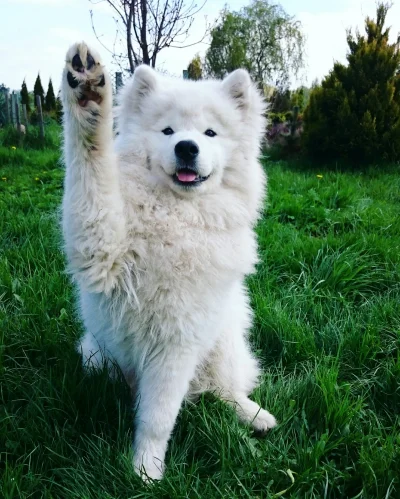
61;42;276;481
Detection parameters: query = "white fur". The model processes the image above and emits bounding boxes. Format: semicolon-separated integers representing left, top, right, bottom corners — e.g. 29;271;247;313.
61;42;276;482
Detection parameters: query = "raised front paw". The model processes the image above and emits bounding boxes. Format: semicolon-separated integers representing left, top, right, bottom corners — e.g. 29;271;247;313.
61;42;112;146
62;42;111;112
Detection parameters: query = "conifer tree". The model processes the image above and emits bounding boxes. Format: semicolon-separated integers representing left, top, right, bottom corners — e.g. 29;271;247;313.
33;74;45;109
302;3;400;163
187;55;203;81
45;79;56;111
270;88;291;113
20;79;30;113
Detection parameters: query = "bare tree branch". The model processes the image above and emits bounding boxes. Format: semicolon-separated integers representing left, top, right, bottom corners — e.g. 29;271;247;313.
89;0;210;73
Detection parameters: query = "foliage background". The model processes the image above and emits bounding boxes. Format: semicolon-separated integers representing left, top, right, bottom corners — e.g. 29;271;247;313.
302;4;400;163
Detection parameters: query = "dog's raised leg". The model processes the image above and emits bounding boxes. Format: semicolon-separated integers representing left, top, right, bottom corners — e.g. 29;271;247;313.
61;42;126;294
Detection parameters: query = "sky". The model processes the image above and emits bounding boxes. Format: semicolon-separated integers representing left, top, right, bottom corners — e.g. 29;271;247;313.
1;0;400;93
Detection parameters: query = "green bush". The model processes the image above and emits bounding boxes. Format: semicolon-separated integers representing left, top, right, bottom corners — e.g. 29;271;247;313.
268;112;286;124
302;3;400;164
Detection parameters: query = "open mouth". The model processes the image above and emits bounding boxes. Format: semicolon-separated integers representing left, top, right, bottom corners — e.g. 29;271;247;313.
173;168;210;186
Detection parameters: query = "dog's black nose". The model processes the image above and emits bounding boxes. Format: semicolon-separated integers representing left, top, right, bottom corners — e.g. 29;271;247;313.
175;140;199;162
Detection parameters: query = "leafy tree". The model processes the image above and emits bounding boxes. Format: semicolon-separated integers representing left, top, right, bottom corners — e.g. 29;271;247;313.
302;3;400;163
187;54;203;80
205;0;304;88
205;11;250;79
33;74;45;108
20;79;31;113
45;79;56;111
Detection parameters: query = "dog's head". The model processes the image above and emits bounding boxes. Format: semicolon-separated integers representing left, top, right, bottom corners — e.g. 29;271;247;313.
117;66;266;196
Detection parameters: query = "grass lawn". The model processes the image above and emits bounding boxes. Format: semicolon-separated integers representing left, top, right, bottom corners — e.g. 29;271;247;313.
0;138;399;498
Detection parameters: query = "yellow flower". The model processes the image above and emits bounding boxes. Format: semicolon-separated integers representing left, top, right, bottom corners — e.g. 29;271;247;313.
2;177;7;181
11;146;16;150
317;174;323;179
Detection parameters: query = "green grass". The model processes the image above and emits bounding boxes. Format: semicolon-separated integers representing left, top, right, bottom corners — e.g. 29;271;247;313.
0;123;61;151
0;140;399;498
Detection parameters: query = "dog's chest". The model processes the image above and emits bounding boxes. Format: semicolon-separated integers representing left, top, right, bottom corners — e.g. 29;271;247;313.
126;197;256;285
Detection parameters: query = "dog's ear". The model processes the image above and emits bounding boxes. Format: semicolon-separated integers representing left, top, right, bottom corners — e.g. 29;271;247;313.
117;64;158;121
222;69;252;109
132;64;158;98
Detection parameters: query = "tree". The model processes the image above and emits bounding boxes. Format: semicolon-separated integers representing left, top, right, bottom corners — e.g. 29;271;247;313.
33;74;45;108
187;54;202;80
205;0;305;88
290;86;310;112
21;79;31;113
90;0;209;73
302;3;400;163
269;88;291;113
205;11;250;79
45;79;56;111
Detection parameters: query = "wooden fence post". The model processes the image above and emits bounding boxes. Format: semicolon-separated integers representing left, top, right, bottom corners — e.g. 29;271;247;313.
5;90;10;125
36;95;45;140
290;106;299;137
115;72;123;91
15;98;21;134
11;93;16;125
22;104;28;131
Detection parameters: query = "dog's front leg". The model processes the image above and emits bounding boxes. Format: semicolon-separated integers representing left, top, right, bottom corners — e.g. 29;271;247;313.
61;42;127;294
133;350;197;481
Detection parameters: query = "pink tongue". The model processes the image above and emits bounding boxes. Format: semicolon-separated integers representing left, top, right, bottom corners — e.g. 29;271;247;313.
177;172;197;182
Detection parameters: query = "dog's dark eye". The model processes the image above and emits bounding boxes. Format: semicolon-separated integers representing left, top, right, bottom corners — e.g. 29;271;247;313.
162;127;174;135
205;129;217;137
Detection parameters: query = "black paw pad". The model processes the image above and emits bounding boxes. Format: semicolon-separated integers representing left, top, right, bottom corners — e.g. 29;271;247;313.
87;53;95;70
72;54;85;73
98;75;105;87
67;71;79;88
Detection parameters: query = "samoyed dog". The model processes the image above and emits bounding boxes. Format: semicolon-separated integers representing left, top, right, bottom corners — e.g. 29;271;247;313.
61;41;276;481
